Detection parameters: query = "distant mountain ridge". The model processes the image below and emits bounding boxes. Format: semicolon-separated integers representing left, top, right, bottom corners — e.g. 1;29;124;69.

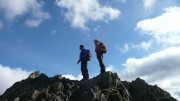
0;71;177;101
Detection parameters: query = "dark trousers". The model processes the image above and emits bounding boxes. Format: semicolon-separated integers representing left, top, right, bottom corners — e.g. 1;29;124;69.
81;60;89;80
97;55;105;73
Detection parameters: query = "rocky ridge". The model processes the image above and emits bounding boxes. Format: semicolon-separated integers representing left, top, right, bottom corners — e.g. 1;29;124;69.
0;71;177;101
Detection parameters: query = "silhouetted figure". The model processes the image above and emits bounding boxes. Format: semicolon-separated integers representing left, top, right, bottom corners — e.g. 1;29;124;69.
94;39;106;74
77;45;89;81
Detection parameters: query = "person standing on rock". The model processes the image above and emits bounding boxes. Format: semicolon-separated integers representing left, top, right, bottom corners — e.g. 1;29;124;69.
77;45;89;81
94;39;107;74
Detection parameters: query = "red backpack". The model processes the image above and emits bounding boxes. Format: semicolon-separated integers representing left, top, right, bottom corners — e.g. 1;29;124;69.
99;42;107;53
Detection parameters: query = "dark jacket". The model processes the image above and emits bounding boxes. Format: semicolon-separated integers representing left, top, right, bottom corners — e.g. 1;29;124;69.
78;49;87;62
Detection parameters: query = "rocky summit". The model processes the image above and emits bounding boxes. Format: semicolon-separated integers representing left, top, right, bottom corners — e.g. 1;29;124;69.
0;71;177;101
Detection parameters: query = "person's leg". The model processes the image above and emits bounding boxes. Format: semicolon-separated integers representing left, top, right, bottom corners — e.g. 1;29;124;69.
81;61;85;80
97;55;105;73
81;61;89;80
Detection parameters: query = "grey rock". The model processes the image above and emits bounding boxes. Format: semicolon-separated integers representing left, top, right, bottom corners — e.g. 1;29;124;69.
0;71;177;101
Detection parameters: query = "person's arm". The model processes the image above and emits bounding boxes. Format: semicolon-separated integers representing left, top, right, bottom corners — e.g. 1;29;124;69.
77;51;82;64
77;50;85;64
77;59;81;64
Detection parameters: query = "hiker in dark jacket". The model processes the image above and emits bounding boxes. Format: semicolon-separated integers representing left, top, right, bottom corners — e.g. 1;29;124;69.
94;39;106;73
77;45;89;81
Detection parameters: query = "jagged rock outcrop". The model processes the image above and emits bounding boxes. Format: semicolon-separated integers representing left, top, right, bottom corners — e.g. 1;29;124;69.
0;71;177;101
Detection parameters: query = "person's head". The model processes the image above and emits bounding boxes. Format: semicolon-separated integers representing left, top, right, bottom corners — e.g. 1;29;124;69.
94;39;99;45
80;45;84;50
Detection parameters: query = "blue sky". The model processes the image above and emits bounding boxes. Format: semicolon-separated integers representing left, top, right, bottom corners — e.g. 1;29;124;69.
0;0;180;100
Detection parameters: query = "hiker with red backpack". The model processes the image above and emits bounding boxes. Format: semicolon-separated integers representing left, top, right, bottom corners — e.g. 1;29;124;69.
77;45;90;81
94;39;107;74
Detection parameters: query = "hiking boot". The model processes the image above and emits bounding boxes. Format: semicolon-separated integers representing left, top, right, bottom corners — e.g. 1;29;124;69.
100;70;105;74
80;79;85;81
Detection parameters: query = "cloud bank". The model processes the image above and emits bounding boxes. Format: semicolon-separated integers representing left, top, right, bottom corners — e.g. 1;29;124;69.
0;0;50;27
55;0;120;30
136;6;180;45
119;46;180;100
116;41;152;53
118;6;180;100
0;64;32;95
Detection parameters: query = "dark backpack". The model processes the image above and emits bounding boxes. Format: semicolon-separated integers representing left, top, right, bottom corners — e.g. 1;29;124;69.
100;42;107;53
86;50;92;61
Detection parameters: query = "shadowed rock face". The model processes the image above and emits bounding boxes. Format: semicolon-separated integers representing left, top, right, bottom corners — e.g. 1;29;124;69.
0;71;177;101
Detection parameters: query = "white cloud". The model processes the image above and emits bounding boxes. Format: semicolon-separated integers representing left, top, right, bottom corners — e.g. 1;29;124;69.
106;65;114;72
131;41;152;51
116;41;152;53
0;20;3;29
0;0;50;27
120;46;180;100
143;0;156;11
120;44;129;53
106;65;121;74
62;74;82;80
115;44;129;53
0;0;30;20
55;0;120;30
0;64;32;95
25;19;43;27
140;41;151;50
136;6;180;45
